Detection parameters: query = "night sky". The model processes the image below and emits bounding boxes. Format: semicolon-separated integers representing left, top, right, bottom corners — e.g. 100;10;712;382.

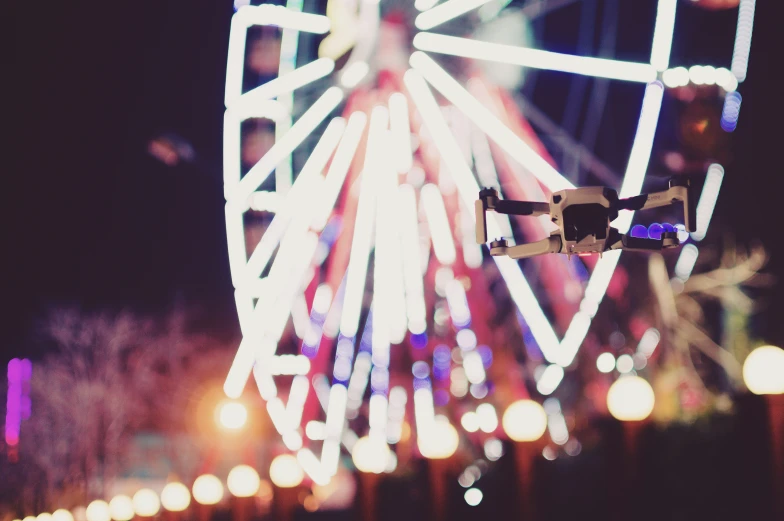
4;0;784;363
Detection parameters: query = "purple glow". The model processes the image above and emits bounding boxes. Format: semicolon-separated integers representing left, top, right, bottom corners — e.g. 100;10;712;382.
6;358;31;447
433;389;450;406
477;345;493;368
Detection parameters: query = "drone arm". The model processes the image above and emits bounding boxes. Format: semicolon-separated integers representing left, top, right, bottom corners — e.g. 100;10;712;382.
494;200;550;217
617;178;696;232
490;235;562;259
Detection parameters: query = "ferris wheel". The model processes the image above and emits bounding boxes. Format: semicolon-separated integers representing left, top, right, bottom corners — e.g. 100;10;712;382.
220;0;754;484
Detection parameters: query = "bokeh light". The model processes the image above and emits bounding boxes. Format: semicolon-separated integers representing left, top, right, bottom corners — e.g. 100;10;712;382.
132;489;160;517
227;465;262;497
85;501;110;521
742;345;784;395
596;352;616;373
607;376;655;421
464;488;483;506
502;400;548;442
218;401;248;430
192;474;224;505
269;454;304;488
160;482;191;512
352;436;391;474
108;496;134;521
52;510;74;521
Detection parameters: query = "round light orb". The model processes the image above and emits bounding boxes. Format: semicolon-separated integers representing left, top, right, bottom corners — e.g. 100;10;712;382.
161;482;191;512
743;345;784;395
460;411;480;433
52;510;74;521
23;516;37;521
616;354;634;374
606;375;655;422
218;401;248;430
418;416;459;459
352;436;391;474
192;474;224;505
132;489;160;517
464;488;483;506
108;496;134;521
85;501;110;521
502;400;548;442
596;352;616;373
227;464;262;497
37;513;52;521
269;454;304;488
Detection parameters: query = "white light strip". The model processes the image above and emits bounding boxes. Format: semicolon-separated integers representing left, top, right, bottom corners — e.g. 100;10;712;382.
409;52;574;191
413;387;436;430
223;100;288;200
314;111;368;231
536;364;565;396
674;244;699;281
249;191;284;213
463;351;486;384
339;106;388;338
285;374;310;430
292;294;310;339
468;119;514;239
421;184;457;265
614;81;665;232
413;33;656;83
323;384;349;475
231;58;335;111
297;448;331;486
269;355;312;375
369;393;389;441
403;68;560;361
691;164;724;242
225;203;249;290
731;0;756;82
225;6;331;109
637;328;661;357
340;61;370;88
389;93;414;174
399;185;428;334
460;201;484;268
650;0;677;72
244;117;346;281
445;278;471;327
231;87;344;204
415;0;493;30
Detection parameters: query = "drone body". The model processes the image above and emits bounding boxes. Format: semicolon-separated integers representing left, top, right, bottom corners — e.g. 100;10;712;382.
475;177;696;259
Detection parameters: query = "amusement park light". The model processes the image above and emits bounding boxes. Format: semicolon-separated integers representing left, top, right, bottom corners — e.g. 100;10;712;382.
52;511;73;521
418;416;459;459
160;482;191;512
108;496;134;521
132;489;160;517
743;346;784;395
227;465;262;497
352;436;391;474
218;400;248;430
192;474;224;505
607;376;655;422
85;501;110;521
270;454;305;488
502;400;548;442
36;513;52;521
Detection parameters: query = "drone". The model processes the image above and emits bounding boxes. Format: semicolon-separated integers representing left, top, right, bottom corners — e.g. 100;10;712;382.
475;177;696;259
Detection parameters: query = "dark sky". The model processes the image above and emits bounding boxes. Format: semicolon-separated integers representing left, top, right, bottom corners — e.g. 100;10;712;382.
4;0;784;362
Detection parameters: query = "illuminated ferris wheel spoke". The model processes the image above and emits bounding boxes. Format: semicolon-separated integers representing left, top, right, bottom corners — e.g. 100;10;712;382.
650;0;677;72
244;117;347;281
232;58;336;114
409;52;574;192
398;185;428;334
413;33;657;83
404;69;561;362
231;87;344;205
414;0;494;30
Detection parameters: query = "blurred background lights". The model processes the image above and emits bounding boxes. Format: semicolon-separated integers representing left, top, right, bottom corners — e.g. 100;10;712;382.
85;501;110;521
52;511;73;521
692;164;725;241
23;516;36;521
461;411;480;433
615;354;634;374
36;513;52;521
192;474;224;505
502;400;548;442
160;482;191;512
742;345;784;395
476;403;499;433
720;92;742;132
352;435;391;473
607;376;656;421
464;488;483;506
227;464;262;497
132;489;160;517
418;416;459;459
108;496;134;521
269;454;305;487
484;438;504;460
596;352;616;373
218;400;248;430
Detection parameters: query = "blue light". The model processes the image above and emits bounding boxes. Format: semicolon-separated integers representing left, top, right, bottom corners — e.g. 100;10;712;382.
720;92;742;132
434;389;450;406
648;223;664;240
630;225;648;238
413;377;432;391
433;345;451;365
661;223;675;233
411;332;428;349
477;345;493;368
